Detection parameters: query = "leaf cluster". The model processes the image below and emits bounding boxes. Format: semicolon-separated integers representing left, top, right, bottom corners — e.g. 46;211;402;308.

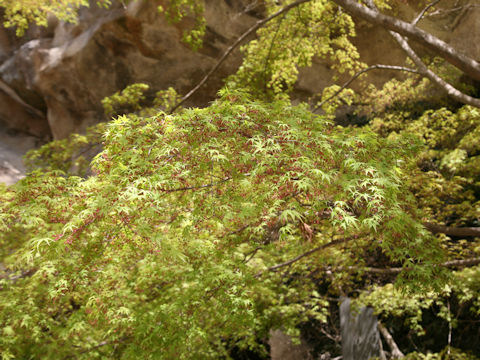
0;91;439;358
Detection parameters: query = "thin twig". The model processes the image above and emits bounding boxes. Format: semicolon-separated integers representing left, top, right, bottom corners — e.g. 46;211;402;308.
66;336;129;358
169;0;312;112
428;4;480;19
313;64;419;111
412;0;442;26
302;257;480;278
447;300;452;356
362;0;376;9
244;246;262;264
160;176;232;193
255;236;355;277
263;13;286;91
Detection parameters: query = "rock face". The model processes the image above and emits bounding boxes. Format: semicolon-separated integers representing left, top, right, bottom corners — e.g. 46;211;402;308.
0;0;258;140
0;0;479;185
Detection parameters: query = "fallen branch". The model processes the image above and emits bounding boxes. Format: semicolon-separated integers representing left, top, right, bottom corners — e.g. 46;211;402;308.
423;222;480;238
170;0;311;112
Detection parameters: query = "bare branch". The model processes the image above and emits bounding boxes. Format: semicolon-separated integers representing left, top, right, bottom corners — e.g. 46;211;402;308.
160;176;233;193
313;64;420;111
66;337;129;359
255;236;355;277
378;322;405;359
305;257;480;279
361;257;480;274
358;0;480;108
412;0;442;26
389;31;480;108
362;0;376;9
331;0;480;81
428;4;480;21
423;222;480;237
169;0;312;112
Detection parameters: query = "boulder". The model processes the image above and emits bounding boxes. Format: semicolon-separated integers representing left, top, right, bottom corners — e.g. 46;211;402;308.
0;0;257;140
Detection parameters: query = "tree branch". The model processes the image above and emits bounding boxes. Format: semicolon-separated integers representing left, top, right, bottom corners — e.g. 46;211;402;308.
66;336;129;359
378;322;405;359
169;0;312;112
362;257;480;274
389;31;480;108
313;64;420;111
331;0;480;81
423;222;480;237
160;176;232;193
412;0;442;26
255;236;355;277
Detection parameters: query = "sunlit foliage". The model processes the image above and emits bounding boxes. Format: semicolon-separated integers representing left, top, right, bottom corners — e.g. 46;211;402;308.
1;0;479;358
0;91;443;358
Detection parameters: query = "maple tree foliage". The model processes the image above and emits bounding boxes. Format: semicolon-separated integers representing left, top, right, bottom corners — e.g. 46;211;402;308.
1;0;480;359
1;91;440;358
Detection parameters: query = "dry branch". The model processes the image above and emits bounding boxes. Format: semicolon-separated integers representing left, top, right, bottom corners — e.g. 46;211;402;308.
389;31;480;108
331;0;480;81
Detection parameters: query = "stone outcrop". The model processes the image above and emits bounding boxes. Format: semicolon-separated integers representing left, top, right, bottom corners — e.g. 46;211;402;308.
1;0;479;138
0;0;258;140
